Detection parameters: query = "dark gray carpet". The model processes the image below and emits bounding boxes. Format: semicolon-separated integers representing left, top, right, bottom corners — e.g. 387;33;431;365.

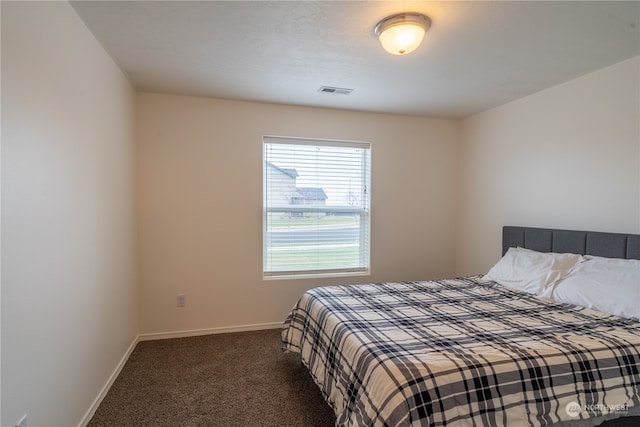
88;329;336;426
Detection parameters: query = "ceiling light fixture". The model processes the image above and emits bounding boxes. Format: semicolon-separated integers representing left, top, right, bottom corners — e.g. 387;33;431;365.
374;12;431;56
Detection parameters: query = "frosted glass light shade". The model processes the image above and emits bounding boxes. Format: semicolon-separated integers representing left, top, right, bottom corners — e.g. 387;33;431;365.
374;13;431;56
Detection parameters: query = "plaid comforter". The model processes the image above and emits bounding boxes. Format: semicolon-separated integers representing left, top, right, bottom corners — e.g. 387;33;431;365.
282;277;640;426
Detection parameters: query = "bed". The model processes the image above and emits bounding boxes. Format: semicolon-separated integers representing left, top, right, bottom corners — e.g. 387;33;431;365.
282;226;640;426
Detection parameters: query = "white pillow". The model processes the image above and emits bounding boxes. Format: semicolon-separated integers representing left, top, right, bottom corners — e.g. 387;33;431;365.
483;247;583;295
546;255;640;320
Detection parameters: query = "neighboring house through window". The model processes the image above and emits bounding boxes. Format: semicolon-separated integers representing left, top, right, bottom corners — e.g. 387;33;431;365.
263;136;371;278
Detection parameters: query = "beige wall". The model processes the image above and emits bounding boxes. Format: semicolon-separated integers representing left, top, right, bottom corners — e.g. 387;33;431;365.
1;2;137;426
456;57;640;276
136;94;459;334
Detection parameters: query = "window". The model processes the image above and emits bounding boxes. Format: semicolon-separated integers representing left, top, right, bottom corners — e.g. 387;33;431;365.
263;136;371;278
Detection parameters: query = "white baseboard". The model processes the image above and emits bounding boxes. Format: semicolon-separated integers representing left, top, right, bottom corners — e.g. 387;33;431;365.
138;322;283;341
78;335;139;427
78;322;282;426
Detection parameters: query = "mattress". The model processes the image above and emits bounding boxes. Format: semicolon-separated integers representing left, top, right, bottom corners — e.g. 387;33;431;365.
282;276;640;426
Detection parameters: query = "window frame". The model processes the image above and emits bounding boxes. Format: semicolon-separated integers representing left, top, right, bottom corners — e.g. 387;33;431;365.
262;135;371;279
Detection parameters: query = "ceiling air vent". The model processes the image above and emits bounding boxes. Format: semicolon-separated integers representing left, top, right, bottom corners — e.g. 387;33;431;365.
318;86;353;95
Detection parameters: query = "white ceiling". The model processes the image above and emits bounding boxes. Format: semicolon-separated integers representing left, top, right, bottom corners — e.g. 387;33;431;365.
71;1;640;119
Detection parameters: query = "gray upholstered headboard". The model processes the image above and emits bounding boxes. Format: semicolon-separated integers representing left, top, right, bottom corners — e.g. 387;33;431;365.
502;226;640;427
503;226;640;260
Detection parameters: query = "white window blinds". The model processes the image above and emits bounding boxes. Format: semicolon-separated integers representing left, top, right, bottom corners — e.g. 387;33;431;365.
263;136;371;277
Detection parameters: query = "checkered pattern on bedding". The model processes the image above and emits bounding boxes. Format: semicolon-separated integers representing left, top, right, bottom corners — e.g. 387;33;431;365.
282;277;640;426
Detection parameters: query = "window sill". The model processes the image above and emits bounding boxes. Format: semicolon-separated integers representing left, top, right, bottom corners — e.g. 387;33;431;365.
263;269;370;281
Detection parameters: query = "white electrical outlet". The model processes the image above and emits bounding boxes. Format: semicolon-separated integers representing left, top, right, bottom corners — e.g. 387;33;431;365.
177;294;186;307
15;415;27;427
